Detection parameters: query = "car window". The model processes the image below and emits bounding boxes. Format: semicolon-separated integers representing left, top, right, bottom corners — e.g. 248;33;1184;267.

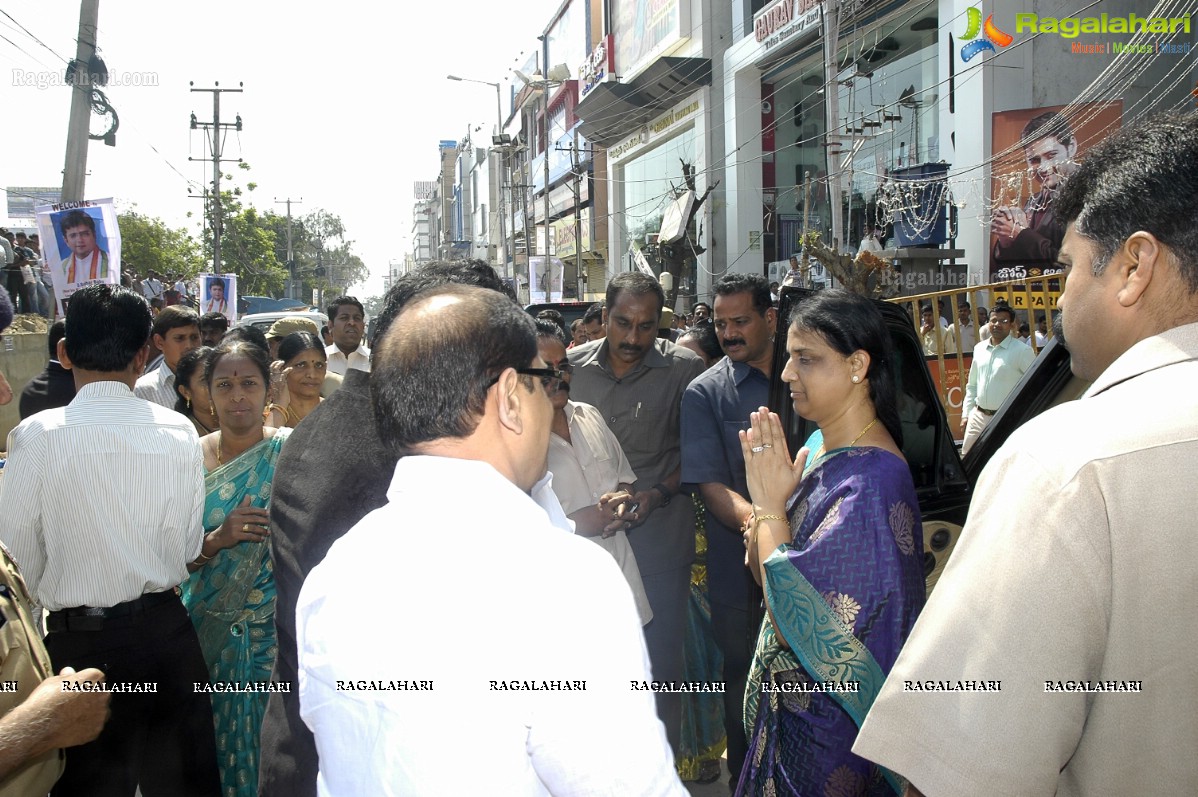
770;289;967;497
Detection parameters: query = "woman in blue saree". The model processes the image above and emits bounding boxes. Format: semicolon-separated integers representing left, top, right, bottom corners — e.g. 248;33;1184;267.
182;340;290;797
735;290;925;796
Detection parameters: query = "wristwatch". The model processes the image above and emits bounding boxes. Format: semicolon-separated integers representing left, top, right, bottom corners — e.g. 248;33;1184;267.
651;483;673;506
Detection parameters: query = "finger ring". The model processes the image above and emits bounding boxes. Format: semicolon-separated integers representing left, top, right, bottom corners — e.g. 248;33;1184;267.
751;446;765;453
242;523;251;533
762;443;773;449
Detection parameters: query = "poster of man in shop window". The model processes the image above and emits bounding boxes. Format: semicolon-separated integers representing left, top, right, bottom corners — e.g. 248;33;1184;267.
989;102;1122;282
529;256;564;303
34;197;121;315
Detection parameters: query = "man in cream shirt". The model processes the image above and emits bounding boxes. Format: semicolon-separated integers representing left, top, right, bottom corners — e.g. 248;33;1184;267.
853;111;1198;796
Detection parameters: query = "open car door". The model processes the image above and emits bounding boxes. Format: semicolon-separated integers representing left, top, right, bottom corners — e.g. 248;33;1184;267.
769;287;1086;594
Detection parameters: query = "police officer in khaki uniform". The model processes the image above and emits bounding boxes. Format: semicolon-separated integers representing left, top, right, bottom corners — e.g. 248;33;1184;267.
0;545;109;795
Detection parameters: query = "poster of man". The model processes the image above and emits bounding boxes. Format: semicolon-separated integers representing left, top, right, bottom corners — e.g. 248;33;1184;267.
34;197;121;315
528;256;563;303
200;273;237;322
989;102;1121;282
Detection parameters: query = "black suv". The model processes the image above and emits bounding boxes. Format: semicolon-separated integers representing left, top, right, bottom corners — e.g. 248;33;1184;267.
770;288;1089;591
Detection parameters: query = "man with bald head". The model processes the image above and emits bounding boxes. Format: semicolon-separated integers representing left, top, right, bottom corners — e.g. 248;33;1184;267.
296;285;684;796
259;260;515;796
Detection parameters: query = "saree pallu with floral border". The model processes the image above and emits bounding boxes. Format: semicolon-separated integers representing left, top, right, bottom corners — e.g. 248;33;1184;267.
181;428;290;797
736;447;926;797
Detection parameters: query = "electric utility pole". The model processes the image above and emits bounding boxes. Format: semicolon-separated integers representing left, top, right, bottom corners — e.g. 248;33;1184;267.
822;0;843;252
275;197;303;299
189;82;243;274
61;0;100;202
570;133;584;299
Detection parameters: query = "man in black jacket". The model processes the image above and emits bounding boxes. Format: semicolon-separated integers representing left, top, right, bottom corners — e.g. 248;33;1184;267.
258;260;515;797
19;320;75;419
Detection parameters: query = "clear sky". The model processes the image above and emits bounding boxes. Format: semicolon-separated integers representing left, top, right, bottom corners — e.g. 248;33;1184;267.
0;0;562;299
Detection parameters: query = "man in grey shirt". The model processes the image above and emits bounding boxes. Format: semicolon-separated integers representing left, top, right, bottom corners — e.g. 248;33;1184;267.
568;272;705;751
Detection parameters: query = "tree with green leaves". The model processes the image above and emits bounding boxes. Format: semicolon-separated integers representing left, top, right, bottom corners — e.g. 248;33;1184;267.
117;210;204;278
197;163;369;300
197;162;288;296
260;208;370;301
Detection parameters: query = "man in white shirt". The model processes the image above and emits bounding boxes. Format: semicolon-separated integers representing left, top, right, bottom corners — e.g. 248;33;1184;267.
853;108;1198;797
951;301;978;354
779;253;805;288
134;305;202;407
323;296;370;374
0;283;219;795
960;302;1036;454
919;304;946;355
1033;313;1049;348
140;270;164;303
297;285;683;796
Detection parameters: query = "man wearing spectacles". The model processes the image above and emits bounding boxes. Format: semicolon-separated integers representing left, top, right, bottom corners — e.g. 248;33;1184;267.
296;284;683;795
960;302;1036;454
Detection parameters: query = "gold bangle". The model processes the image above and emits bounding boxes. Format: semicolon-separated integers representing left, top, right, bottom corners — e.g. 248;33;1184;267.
753;514;787;524
193;551;214;565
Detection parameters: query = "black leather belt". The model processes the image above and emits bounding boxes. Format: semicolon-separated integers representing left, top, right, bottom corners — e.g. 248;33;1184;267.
47;589;179;632
976;406;997;416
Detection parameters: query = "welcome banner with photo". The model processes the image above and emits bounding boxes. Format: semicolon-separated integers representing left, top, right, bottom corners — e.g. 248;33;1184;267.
34;197;121;315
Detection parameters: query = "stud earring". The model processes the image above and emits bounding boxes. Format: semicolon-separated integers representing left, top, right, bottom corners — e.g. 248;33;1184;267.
851;375;860;383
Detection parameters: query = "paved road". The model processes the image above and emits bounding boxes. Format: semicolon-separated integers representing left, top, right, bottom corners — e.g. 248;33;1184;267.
684;755;732;796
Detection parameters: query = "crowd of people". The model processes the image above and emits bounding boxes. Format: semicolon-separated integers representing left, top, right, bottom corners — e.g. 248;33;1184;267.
0;110;1196;796
0;230;52;318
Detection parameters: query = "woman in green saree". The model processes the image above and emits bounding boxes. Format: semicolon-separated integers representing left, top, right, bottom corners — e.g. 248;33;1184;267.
183;340;290;797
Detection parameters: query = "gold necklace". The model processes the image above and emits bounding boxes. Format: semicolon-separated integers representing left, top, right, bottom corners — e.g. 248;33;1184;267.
849;417;878;447
813;417;879;461
216;430;265;466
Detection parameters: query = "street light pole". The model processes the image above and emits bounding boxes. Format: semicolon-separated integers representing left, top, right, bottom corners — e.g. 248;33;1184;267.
448;74;509;277
494;84;509;278
543;84;552;301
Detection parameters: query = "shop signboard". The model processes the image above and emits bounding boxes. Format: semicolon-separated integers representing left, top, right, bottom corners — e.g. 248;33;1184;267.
752;0;822;55
608;96;702;163
612;0;685;78
990;287;1062;310
579;35;615;101
553;207;591;259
